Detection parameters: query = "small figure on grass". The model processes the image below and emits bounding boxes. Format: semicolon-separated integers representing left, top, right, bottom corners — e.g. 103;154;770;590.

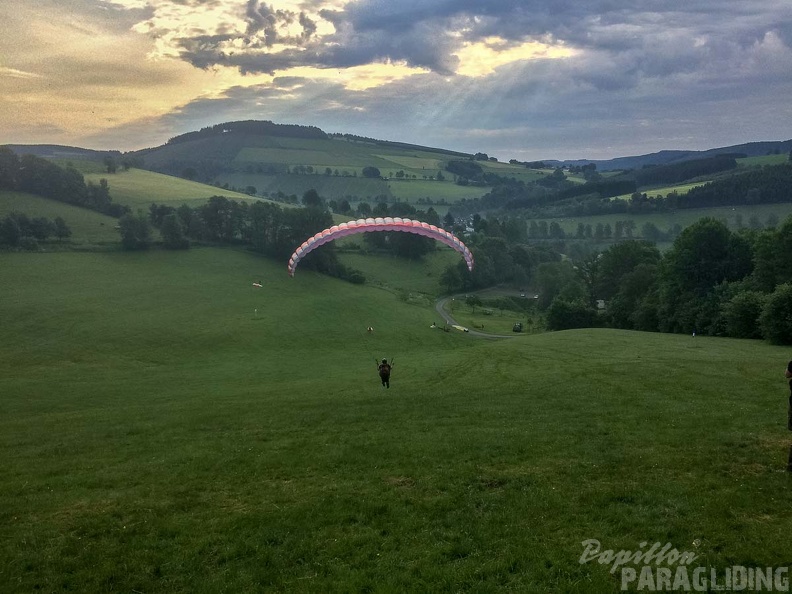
377;358;393;389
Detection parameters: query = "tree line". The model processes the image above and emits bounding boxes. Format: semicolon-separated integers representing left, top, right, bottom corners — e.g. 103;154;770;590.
121;195;358;279
0;148;127;217
0;213;71;250
454;161;792;219
165;120;327;145
122;189;468;282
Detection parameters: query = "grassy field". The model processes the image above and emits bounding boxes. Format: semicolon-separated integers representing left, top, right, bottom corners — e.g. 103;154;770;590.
337;247;461;296
216;172;394;201
542;203;792;238
235;137;454;178
84;169;261;210
2;247;792;592
385;179;487;202
736;154;789;167
442;300;543;335
613;181;712;201
217;171;489;204
0;190;119;244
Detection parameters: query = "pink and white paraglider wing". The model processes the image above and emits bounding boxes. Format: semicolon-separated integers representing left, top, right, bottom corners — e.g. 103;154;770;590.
287;218;474;276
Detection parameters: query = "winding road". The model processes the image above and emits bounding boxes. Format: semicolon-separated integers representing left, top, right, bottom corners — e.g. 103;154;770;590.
434;295;523;340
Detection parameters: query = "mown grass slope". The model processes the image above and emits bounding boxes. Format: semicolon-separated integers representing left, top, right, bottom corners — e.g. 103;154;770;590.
83;169;265;210
2;248;791;592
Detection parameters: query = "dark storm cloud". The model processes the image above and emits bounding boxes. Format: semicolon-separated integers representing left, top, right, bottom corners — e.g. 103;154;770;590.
167;0;792;89
79;0;792;158
245;0;294;44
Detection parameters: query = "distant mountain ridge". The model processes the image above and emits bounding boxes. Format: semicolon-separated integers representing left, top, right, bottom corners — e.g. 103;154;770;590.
545;140;792;171
4;124;790;173
3;144;120;160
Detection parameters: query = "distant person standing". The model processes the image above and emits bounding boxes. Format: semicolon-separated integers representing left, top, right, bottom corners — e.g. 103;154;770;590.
378;358;392;389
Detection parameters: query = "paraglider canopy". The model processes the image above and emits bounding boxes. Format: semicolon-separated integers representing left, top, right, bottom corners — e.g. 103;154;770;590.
287;217;474;276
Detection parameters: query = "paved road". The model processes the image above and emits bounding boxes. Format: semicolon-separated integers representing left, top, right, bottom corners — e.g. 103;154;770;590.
434;295;522;340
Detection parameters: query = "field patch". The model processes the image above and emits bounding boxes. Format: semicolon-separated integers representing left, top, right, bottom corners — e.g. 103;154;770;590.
373;154;443;171
0;190;119;244
84;169;258;209
542;202;792;238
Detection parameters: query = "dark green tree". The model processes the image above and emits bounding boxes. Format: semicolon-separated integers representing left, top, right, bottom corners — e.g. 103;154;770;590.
760;283;792;344
54;217;71;242
606;263;659;329
535;261;584;309
595;241;661;301
546;297;597;330
301;189;324;209
466;295;482;313
0;215;21;246
103;156;117;174
440;265;463;293
662;218;751;295
658;218;752;333
160;213;189;249
118;212;151;250
29;217;55;241
724;290;766;339
0;146;19;189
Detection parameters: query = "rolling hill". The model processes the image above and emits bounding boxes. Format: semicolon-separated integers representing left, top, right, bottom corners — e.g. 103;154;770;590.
126;121;533;206
547;139;792;171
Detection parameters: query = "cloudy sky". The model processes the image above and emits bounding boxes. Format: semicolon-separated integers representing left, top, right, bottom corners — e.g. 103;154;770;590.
1;0;791;160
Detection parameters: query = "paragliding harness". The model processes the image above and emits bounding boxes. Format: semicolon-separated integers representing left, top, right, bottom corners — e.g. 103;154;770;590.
376;358;393;388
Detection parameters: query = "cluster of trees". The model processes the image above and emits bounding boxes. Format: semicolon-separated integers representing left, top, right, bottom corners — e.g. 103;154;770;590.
563;218;792;344
454;160;792;220
300;189;453;261
0;148;127;217
567;163;600;181
439;213;792;344
166;120;327;145
329;133;470;158
632;155;738;186
128;190;469;280
121;193;367;282
439;231;561;295
526;219;682;243
356;201;444;260
0;213;71;249
509;160;547;169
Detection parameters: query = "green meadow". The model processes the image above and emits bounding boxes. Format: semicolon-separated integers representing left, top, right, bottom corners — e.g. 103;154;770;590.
736;154;789;167
541;202;792;238
337;247;462;295
613;181;712;201
83;169;260;210
0;190;119;245
2;247;792;592
441;299;543;335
